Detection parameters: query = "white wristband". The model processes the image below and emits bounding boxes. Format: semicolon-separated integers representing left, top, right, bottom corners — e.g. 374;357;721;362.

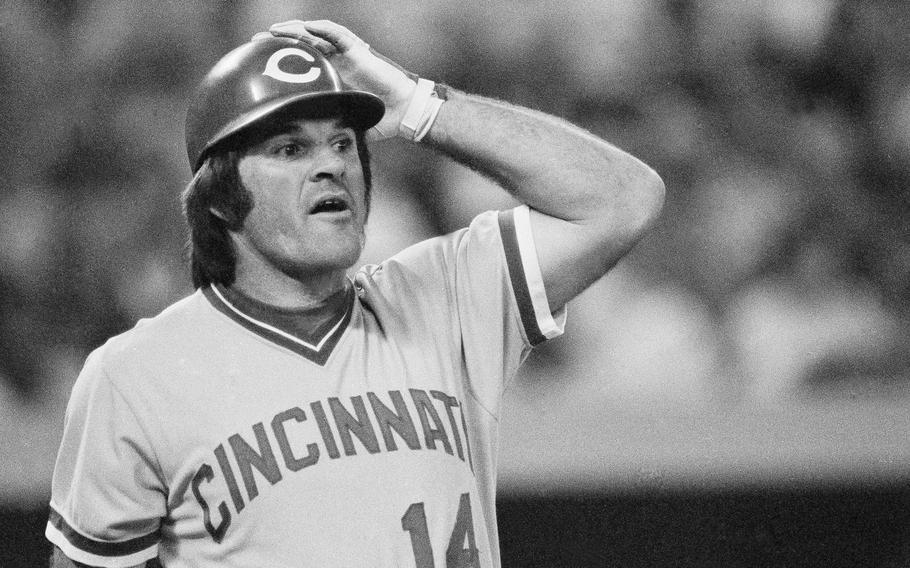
399;78;443;141
413;96;443;142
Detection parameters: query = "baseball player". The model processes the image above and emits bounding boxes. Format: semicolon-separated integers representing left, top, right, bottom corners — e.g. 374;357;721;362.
46;19;664;568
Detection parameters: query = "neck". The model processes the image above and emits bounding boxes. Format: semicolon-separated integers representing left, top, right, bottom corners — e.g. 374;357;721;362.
230;262;349;310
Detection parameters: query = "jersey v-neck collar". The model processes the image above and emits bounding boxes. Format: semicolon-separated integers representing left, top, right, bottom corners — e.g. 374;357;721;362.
202;283;354;366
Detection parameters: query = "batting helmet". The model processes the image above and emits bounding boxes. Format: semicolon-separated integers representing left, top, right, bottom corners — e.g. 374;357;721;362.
185;35;385;172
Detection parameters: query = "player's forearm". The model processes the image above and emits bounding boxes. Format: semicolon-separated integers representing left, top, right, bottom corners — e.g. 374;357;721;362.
423;87;665;231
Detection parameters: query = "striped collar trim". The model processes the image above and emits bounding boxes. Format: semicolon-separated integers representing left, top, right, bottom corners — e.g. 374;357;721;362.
202;284;353;366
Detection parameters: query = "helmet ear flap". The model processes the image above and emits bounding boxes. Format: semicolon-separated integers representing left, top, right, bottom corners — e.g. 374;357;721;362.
185;36;384;173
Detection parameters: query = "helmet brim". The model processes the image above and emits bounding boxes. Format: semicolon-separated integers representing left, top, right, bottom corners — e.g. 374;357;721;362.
193;89;384;172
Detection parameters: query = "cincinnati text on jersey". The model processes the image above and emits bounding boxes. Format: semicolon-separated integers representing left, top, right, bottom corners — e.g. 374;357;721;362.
191;388;474;542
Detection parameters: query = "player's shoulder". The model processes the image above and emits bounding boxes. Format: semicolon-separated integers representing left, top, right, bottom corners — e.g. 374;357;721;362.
352;209;509;315
89;289;211;368
370;209;503;275
65;290;210;404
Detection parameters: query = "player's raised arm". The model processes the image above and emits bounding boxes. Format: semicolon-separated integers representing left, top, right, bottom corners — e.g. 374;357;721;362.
424;89;664;311
270;19;664;311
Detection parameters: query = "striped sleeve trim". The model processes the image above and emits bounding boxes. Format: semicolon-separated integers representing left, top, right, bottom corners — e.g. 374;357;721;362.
498;205;566;346
46;506;159;568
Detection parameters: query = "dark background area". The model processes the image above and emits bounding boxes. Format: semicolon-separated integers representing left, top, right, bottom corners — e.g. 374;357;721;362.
7;483;910;567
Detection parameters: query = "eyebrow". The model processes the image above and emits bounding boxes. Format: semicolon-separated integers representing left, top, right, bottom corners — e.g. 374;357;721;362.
240;118;352;152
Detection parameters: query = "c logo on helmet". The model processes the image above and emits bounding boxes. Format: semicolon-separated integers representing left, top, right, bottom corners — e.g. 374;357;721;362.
263;48;322;83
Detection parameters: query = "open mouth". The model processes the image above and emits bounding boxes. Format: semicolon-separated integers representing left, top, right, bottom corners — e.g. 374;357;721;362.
310;197;350;214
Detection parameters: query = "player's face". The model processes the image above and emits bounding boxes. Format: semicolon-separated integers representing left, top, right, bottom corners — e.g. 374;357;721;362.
233;117;368;281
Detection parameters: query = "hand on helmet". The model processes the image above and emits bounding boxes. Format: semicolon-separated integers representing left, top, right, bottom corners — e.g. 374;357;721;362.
268;20;417;141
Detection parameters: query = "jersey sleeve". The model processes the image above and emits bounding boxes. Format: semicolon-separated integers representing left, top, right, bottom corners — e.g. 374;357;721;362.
455;206;566;412
360;205;566;417
46;346;165;568
453;205;566;347
496;205;566;345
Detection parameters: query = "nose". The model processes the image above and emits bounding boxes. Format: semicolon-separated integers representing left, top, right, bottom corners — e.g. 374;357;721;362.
308;145;346;182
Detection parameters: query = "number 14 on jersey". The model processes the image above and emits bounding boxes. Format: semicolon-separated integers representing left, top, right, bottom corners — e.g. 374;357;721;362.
401;493;480;567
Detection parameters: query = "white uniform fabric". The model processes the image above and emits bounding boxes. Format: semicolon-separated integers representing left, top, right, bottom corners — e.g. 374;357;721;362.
46;206;565;568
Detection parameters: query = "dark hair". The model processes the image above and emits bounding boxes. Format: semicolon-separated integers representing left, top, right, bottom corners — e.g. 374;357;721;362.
181;127;372;289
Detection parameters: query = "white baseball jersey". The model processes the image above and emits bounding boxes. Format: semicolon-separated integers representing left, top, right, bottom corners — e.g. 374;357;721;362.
46;206;564;568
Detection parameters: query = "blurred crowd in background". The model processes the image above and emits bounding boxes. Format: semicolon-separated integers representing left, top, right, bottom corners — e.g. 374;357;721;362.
1;1;909;500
